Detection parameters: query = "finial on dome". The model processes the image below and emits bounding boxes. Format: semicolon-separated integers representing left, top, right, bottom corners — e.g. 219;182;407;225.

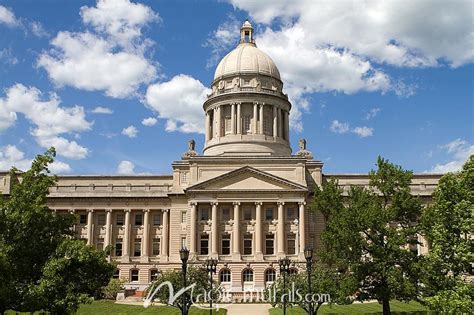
240;19;255;45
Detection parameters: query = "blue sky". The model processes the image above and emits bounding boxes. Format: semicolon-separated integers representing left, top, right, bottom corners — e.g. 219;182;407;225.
0;0;472;175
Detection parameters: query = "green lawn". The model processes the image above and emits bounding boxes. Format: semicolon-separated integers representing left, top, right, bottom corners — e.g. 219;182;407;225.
77;300;227;315
268;301;433;315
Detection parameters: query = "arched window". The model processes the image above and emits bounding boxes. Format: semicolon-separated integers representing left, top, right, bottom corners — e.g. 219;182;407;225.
289;268;298;275
219;269;231;283
242;269;254;282
130;269;139;282
150;269;160;282
264;268;276;285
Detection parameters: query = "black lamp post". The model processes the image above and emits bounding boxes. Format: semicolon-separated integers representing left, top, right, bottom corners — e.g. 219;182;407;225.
180;247;190;315
278;257;291;315
304;246;314;315
205;258;218;315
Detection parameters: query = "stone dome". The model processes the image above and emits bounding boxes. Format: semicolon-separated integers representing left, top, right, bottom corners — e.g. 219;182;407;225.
213;44;281;81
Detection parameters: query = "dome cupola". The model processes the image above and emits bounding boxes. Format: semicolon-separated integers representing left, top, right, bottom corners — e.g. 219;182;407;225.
203;20;292;156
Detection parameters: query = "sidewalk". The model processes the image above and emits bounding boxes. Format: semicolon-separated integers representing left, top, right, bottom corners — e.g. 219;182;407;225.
226;303;273;315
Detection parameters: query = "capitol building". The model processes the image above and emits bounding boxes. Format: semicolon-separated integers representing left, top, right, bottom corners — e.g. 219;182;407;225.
0;21;441;298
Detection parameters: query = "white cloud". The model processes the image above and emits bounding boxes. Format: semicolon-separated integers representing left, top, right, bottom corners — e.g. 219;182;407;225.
121;125;138;138
142;117;157;126
352;126;374;138
146;74;210;134
0;144;71;173
431;139;474;173
92;106;113;114
29;21;49;38
203;15;241;68
330;120;350;134
0;47;18;66
0;84;92;159
38;0;158;98
330;120;374;137
117;160;134;175
365;108;381;120
230;0;474;67
0;5;20;27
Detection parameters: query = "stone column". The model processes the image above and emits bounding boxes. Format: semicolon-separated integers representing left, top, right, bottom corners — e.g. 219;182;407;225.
205;111;211;142
216;106;221;137
255;202;263;259
231;103;236;134
122;209;131;262
298;202;306;257
86;209;94;245
211;202;218;256
277;108;282;138
190;202;197;256
104;209;112;247
141;209;150;262
253;102;258;134
69;209;76;235
284;110;290;140
232;202;241;260
162;209;169;261
273;106;278;138
277;202;285;256
259;104;264;134
236;103;241;134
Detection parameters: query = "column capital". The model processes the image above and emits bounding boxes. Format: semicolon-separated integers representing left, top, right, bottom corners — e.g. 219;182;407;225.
277;201;285;206
162;209;170;213
87;209;94;213
189;201;198;206
254;202;263;206
298;201;306;206
68;209;75;214
232;201;241;206
105;209;113;213
253;101;259;105
210;202;219;206
143;209;150;213
124;209;131;213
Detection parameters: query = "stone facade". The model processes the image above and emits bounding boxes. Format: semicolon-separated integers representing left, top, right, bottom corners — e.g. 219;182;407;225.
0;20;442;296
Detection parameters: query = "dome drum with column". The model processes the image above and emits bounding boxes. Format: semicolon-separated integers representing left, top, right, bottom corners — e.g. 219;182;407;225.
203;20;292;156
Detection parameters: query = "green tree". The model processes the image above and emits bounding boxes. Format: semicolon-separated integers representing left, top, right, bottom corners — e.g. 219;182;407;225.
145;266;216;313
266;261;356;314
0;148;115;314
311;157;423;315
102;278;126;300
420;155;473;314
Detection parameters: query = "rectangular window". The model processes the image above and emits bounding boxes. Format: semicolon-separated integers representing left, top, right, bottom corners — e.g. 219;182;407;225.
200;234;209;255
222;208;230;221
97;213;106;226
243;115;251;134
152;238;161;256
153;214;161;226
287;234;296;255
79;214;87;225
243;234;252;255
221;234;231;255
135;213;143;226
200;208;209;221
116;213;124;226
181;211;186;223
181;172;188;183
287;208;297;220
97;239;104;251
225;116;231;133
131;270;139;282
115;239;123;257
134;238;141;257
243;208;252;221
265;208;274;221
263;116;271;135
265;234;274;255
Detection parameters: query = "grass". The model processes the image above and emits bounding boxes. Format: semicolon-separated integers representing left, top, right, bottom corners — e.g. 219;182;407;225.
6;300;227;315
77;300;227;314
268;300;433;315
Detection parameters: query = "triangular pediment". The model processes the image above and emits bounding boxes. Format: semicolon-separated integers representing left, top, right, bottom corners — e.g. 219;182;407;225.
186;166;307;192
